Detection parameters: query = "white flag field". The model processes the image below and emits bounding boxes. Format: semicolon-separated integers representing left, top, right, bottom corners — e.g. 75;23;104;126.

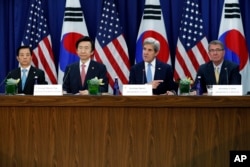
218;0;250;94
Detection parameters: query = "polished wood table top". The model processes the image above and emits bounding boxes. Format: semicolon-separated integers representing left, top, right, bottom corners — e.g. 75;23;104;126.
0;95;250;107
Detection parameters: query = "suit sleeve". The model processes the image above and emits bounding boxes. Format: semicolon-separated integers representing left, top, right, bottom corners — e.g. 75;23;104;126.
230;65;241;84
192;65;207;93
128;66;136;84
37;70;48;84
165;65;178;93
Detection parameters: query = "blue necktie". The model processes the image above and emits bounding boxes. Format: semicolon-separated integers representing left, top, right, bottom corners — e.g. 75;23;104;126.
22;69;27;90
147;63;152;83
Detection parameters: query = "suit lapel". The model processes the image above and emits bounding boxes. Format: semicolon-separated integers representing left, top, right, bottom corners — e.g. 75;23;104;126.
74;62;83;88
26;66;35;84
207;62;217;84
219;61;227;84
154;60;162;80
85;61;96;81
139;63;146;83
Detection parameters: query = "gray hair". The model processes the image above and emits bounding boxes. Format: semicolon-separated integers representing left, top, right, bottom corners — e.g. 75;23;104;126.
208;40;225;50
143;37;160;52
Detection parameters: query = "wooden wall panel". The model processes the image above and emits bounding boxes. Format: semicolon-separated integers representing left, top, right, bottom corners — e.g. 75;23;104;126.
0;96;250;167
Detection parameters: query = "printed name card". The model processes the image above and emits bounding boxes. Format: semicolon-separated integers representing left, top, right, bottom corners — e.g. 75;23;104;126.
122;84;152;96
34;85;63;96
212;85;242;96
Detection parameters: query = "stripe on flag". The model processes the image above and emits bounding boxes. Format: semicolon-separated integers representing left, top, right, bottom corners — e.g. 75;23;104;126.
174;0;209;81
94;0;130;94
21;0;57;84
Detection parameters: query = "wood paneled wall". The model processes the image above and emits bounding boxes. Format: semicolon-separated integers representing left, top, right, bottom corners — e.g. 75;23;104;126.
0;96;250;167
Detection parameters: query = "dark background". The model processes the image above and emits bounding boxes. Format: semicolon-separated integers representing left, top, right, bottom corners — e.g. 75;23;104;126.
0;0;250;92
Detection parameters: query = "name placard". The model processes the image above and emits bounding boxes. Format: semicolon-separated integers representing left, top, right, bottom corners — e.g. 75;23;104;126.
212;85;242;96
122;84;152;96
34;85;63;96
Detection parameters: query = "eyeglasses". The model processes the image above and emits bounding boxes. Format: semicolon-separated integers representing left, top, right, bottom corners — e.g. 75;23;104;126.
208;49;224;53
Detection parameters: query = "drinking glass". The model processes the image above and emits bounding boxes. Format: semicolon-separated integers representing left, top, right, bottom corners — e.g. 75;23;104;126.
206;85;213;95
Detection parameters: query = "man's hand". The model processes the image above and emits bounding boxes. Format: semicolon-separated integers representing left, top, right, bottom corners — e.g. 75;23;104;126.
166;91;176;95
150;80;163;89
79;90;89;95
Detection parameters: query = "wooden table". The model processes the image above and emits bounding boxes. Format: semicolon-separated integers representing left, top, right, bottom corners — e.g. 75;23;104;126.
0;95;250;167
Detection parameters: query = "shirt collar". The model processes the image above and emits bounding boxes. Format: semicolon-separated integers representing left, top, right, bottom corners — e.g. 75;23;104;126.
80;59;90;68
213;60;224;69
145;58;156;67
20;65;31;71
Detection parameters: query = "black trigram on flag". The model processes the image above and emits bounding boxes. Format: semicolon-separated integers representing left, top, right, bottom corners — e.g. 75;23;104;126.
143;5;161;20
64;7;83;22
224;3;241;19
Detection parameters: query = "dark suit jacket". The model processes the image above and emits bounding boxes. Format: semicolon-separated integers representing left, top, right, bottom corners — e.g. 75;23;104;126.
129;59;178;95
63;60;108;94
193;60;241;93
7;66;48;95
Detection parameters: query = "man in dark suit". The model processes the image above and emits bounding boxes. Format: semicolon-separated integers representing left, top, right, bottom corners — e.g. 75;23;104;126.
7;46;48;95
192;40;241;94
129;37;177;95
63;36;108;94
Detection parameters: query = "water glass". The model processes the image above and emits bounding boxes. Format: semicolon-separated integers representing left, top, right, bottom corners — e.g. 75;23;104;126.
206;85;213;95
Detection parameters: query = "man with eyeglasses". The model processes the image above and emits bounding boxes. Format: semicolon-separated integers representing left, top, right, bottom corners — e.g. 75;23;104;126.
192;40;241;95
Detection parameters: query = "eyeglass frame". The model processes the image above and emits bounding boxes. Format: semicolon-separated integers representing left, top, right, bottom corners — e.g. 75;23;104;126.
208;48;224;53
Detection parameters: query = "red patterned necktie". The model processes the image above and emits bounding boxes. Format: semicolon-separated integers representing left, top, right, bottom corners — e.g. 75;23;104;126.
81;64;86;85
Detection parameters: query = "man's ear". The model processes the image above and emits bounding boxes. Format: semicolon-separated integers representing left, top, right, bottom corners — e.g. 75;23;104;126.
155;50;160;57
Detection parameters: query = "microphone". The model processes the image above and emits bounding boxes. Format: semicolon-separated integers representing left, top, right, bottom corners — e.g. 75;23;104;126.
34;76;38;85
142;69;145;84
0;71;12;87
33;70;38;85
224;67;229;84
62;67;71;92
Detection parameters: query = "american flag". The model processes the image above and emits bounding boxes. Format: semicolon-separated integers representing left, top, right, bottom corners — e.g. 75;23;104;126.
22;0;57;84
174;0;210;81
218;0;250;94
94;0;130;93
